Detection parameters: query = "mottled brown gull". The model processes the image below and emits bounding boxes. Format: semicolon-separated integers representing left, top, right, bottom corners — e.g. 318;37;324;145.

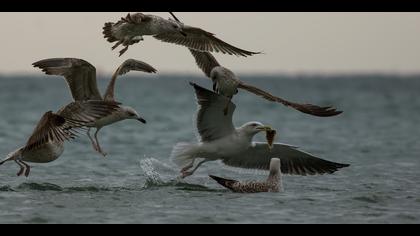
33;58;157;156
0;111;88;177
209;158;283;193
169;12;342;117
102;12;260;57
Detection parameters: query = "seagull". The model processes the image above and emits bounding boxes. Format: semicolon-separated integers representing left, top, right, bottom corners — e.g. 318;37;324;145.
0;111;86;177
170;82;349;178
166;12;341;117
33;58;157;156
102;12;261;57
209;158;283;193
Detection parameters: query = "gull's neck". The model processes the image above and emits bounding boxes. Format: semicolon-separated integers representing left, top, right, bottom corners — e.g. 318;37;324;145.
235;128;257;144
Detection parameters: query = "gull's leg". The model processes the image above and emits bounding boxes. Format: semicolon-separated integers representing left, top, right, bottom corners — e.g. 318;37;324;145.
20;161;31;177
112;41;122;50
119;46;129;57
181;160;210;178
14;160;25;177
94;128;107;157
87;128;99;152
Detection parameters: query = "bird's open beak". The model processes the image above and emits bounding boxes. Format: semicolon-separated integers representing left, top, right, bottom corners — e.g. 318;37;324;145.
137;117;147;124
256;126;272;131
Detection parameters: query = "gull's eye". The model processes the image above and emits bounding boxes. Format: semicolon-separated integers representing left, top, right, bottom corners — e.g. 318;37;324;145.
250;123;258;127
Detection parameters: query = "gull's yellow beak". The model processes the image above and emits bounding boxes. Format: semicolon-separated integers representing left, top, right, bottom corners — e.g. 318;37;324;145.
256;126;272;132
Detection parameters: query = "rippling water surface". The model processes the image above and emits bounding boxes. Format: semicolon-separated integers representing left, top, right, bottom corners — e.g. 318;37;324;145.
0;74;419;223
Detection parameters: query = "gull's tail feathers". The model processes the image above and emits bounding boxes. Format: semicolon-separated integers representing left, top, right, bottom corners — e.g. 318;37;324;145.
170;142;198;168
209;175;238;191
1;148;23;166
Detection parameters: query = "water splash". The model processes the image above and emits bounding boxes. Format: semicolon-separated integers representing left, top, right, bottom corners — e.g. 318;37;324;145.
140;158;165;187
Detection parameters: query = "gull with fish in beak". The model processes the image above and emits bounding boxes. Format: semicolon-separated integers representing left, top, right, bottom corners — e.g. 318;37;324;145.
170;83;349;178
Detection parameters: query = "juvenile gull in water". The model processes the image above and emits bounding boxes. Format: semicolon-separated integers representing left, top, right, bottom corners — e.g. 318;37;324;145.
169;12;341;117
102;12;260;57
33;58;157;156
170;83;349;178
209;158;283;193
0;112;86;177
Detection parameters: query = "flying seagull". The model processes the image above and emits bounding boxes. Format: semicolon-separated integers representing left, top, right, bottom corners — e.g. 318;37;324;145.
33;58;157;156
170;12;342;117
209;158;283;193
0;111;87;177
102;12;260;57
170;83;349;178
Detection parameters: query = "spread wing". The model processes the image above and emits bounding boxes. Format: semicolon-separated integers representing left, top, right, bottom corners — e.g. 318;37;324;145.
23;111;82;152
222;142;350;175
238;82;343;117
104;59;157;102
57;100;120;125
154;25;260;57
189;49;220;78
33;58;102;101
190;82;235;142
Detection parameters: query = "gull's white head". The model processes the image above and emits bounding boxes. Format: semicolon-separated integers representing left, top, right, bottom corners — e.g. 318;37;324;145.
239;122;272;136
121;106;146;124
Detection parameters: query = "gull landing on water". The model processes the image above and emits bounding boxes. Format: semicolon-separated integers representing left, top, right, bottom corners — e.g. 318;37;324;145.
170;12;341;117
102;12;261;57
170;83;349;178
33;58;157;156
209;158;283;193
0;112;86;177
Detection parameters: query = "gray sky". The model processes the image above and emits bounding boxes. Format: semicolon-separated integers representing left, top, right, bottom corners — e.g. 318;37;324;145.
1;12;420;75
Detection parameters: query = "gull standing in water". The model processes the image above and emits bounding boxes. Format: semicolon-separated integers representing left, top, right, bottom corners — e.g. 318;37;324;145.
33;58;157;156
170;83;349;178
102;12;260;57
209;158;283;193
0;112;87;177
170;12;342;117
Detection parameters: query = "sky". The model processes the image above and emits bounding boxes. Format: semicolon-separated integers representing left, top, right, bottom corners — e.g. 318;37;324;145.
0;12;420;76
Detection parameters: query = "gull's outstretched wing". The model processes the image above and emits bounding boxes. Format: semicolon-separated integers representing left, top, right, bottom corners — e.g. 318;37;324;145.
23;111;82;152
222;142;349;175
189;49;220;78
57;100;121;125
154;25;261;57
190;82;236;142
104;59;157;102
238;82;343;117
33;58;102;101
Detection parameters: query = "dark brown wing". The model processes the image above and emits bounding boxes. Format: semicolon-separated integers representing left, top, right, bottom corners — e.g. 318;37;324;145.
23;111;81;152
154;25;261;57
238;82;343;117
33;58;102;101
